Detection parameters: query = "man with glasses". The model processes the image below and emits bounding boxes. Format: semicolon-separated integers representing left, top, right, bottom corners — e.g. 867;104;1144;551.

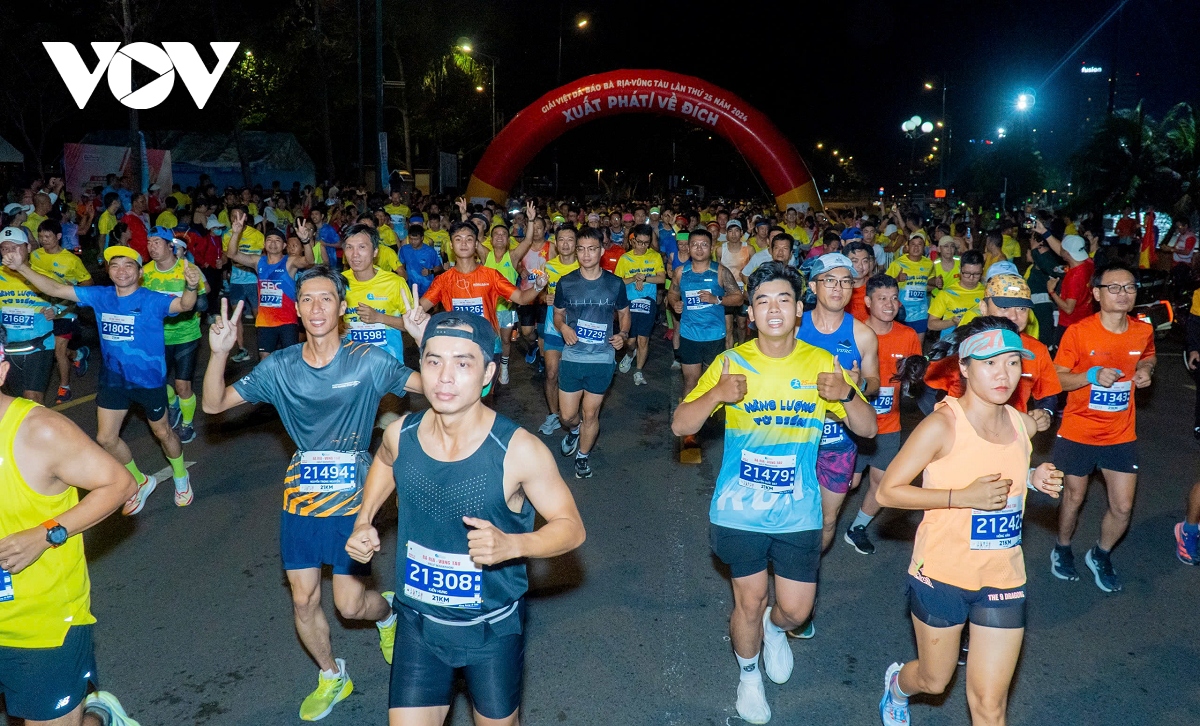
795;253;879;568
1051;261;1155;593
925;250;985;340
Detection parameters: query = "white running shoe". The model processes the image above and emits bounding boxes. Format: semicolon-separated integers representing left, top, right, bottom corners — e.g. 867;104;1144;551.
121;474;157;516
618;354;633;373
736;679;771;724
633;371;647;386
538;413;562;436
499;362;510;385
880;662;909;726
670;359;681;370
174;475;194;507
760;607;794;684
85;691;141;726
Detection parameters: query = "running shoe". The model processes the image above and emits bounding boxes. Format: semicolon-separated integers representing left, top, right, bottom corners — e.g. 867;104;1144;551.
499;362;510;385
844;525;876;555
178;423;197;444
1050;546;1080;581
879;663;909;726
299;658;353;721
538;413;562;436
230;348;251;363
121;474;157;516
174;475;194;507
524;347;538;365
561;430;580;457
787;620;815;639
633;371;647;386
1175;522;1199;565
618;354;633;373
378;591;397;664
55;386;72;405
1084;547;1123;593
85;691;141;726
664;328;674;341
574;457;592;479
735;679;771;725
168;400;183;430
760;607;794;684
670;359;681;370
73;346;90;377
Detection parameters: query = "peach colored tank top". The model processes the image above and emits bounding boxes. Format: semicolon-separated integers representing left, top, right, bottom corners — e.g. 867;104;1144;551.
908;396;1031;591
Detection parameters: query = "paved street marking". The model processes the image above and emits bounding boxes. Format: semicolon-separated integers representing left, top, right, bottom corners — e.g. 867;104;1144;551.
52;393;97;412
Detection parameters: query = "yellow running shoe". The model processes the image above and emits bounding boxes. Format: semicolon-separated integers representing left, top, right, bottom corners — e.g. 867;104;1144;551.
299;658;353;721
378;591;397;665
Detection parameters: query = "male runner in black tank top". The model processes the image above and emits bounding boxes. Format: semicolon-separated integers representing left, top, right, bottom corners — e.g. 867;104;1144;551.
347;311;586;726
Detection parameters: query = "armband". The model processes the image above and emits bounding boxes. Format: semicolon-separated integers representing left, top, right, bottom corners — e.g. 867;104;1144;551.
1085;366;1104;385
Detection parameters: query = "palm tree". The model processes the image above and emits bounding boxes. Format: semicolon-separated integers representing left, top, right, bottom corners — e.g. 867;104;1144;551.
1157;102;1199;224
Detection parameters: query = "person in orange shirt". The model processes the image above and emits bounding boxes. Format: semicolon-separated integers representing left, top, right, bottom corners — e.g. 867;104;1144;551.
922;274;1061;423
843;240;877;322
420;221;543;333
842;273;924;555
876;317;1061;726
1051;261;1156;593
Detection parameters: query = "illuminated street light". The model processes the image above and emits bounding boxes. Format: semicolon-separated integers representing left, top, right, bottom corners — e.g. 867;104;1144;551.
920;121;933;133
936;121;944;128
832;150;839;156
816;142;824;149
576;15;589;28
931;146;938;151
924;82;934;90
997;127;1007;138
1016;93;1032;111
475;85;484;92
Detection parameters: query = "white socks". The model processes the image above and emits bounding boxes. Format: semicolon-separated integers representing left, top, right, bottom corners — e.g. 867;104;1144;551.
736;652;761;682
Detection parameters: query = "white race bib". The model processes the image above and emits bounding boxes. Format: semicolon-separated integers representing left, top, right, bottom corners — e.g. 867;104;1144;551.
872;386;895;416
100;312;135;342
630;297;652;315
574;319;608;344
259;280;283;308
348;323;388;346
403;540;483;609
452;296;485;316
903;285;926;302
821;420;847;446
296;451;357;493
970;495;1024;550
738;451;797;494
684;288;711;311
1;306;35;331
1088;380;1131;412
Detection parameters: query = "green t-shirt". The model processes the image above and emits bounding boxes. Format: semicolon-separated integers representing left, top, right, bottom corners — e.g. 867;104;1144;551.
141;258;207;345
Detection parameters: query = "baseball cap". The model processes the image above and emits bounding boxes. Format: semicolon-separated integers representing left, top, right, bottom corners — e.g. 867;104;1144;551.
649;207;660;215
883;223;898;236
810;252;858;278
985;274;1033;308
103;245;143;265
726;219;743;230
420;310;499;360
938;235;956;246
3;203;31;216
840;227;864;241
148;225;175;242
985;260;1020;280
409;215;424;224
623;213;635;222
754;217;770;228
958;327;1033;361
0;226;29;244
264;226;286;242
1061;234;1089;262
205;215;224;231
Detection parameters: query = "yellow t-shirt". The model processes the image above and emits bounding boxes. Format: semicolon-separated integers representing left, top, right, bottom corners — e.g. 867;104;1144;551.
615;250;666;300
98;210;119;238
341;268;414;360
30;248;91;285
23;213;46;239
928;283;984;325
426;228;452;261
930;257;960;297
170;191;191;208
384;203;411;219
378;224;399;248
1001;235;1021;260
374;243;402;274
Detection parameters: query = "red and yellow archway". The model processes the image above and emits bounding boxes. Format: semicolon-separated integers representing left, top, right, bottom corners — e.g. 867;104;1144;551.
465;69;821;212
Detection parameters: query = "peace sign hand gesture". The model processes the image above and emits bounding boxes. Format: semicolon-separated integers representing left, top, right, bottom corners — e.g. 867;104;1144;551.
294;218;313;243
402;283;430;341
209;298;245;356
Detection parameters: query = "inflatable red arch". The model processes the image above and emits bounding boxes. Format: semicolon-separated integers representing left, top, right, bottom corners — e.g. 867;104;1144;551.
465;69;822;212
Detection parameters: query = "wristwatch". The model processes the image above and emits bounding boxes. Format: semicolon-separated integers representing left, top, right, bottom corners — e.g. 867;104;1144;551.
42;519;68;548
839;387;856;403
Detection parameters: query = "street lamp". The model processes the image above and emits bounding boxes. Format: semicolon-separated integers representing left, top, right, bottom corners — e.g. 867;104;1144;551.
923;76;951;186
576;15;589;28
595;168;603;186
1016;93;1033;111
457;39;498;138
556;7;592;83
901;115;935;176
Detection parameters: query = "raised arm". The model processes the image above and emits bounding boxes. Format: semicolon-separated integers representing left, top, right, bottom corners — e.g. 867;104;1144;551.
168;263;201;315
287;218;317;274
3;247;78;302
224;209;260;268
201;299;249;413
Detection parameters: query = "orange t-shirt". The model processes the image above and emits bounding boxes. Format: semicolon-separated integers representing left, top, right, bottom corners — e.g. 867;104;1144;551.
1055;314;1154;445
924;332;1061;413
872;323;922;434
909;397;1031;591
848;285;869;322
422;265;517;331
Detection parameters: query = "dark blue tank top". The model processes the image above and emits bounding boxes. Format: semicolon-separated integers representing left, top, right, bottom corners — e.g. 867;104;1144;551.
796;311;862;369
393;410;534;623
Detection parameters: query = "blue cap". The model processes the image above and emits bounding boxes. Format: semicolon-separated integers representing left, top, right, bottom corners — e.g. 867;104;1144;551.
809;252;859;278
149;225;175;242
409;215;424;224
985;260;1020;280
958;328;1033;361
840;227;864;241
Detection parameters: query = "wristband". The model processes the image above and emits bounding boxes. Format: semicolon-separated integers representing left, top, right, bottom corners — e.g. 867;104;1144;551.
1085;366;1104;385
1026;468;1036;491
839;387;856;403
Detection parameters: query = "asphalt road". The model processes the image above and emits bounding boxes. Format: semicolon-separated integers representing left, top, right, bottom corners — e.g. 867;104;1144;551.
6;327;1200;726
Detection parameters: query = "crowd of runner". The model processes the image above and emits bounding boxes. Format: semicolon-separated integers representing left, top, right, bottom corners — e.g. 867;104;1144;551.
0;174;1197;725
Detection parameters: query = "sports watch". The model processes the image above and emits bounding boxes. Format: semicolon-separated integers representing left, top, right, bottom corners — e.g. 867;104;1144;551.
42;519;68;548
